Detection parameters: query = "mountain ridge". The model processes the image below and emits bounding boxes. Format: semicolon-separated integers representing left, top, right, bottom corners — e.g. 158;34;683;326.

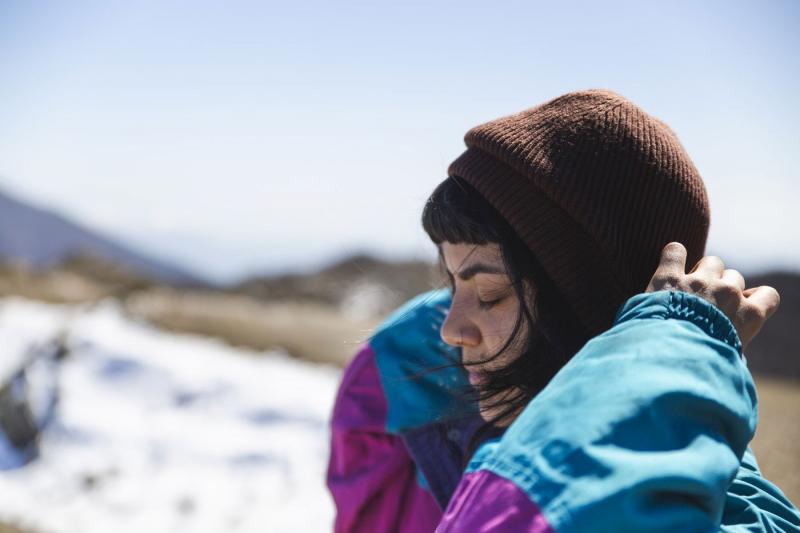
0;186;205;286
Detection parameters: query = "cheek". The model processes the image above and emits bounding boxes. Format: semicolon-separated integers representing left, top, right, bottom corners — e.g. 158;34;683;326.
480;303;524;349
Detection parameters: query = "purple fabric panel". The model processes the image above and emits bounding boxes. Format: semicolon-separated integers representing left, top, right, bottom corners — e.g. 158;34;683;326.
326;344;442;532
402;415;505;510
436;470;554;533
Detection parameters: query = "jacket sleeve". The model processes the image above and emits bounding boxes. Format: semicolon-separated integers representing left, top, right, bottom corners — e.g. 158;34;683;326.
325;344;442;533
721;446;800;531
437;289;766;533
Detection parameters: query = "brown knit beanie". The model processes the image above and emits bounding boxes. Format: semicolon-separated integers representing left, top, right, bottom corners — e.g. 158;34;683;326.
448;89;710;336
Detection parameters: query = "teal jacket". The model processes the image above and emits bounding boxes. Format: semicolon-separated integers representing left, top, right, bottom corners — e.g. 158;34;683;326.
327;289;800;531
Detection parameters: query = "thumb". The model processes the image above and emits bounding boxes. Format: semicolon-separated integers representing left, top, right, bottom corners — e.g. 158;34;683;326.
658;242;688;275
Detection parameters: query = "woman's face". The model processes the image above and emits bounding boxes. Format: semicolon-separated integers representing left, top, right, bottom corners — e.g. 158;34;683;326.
439;241;531;424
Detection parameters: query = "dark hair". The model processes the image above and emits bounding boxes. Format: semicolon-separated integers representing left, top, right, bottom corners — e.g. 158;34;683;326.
421;175;591;462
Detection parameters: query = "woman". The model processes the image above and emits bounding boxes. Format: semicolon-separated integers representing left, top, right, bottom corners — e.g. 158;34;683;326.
326;89;800;531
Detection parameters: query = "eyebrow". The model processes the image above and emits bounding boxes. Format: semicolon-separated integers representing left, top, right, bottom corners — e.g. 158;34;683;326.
453;262;506;281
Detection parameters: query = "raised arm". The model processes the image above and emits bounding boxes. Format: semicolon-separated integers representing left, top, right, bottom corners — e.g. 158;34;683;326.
437;289;758;532
437;243;797;532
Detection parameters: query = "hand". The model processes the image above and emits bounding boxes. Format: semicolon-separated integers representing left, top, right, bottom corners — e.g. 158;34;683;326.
645;242;780;351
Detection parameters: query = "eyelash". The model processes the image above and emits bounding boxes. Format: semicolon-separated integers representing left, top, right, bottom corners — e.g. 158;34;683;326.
478;296;503;310
447;275;504;310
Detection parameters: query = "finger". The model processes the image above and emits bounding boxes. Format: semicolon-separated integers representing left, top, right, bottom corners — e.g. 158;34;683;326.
743;286;781;320
721;269;745;292
657;242;688;276
692;255;725;278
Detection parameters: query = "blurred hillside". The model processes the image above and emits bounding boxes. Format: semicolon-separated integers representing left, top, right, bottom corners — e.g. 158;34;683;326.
233;253;440;317
0;188;202;286
0;252;441;366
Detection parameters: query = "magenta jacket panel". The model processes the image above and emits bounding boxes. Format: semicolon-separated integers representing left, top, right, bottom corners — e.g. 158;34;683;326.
326;345;442;532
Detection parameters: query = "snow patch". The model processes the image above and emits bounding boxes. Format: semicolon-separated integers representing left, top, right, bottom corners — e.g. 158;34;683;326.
0;297;341;532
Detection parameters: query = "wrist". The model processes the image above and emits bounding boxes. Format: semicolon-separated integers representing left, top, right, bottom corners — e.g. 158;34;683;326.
614;290;743;356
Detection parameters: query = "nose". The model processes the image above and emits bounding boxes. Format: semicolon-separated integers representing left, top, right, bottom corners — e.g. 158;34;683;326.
440;301;481;348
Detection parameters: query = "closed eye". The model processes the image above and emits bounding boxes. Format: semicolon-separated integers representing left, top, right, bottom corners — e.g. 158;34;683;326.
478;295;504;309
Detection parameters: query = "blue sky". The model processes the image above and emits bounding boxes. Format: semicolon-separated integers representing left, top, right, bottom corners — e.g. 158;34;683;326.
1;1;798;282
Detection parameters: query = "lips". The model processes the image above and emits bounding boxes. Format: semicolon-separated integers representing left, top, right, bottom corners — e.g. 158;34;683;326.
468;372;487;387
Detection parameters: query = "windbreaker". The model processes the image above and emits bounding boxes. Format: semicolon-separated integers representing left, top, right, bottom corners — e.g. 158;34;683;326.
326;289;800;532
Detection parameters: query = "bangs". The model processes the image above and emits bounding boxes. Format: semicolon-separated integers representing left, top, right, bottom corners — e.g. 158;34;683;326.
421;176;507;245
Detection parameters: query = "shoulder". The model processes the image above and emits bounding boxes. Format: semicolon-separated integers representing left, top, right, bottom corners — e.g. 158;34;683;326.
330;344;387;432
332;288;459;434
369;288;451;353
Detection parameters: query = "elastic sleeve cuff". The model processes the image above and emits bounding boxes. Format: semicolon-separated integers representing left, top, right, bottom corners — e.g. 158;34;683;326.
613;290;743;356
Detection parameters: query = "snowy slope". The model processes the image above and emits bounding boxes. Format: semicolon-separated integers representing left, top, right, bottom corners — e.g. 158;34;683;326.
0;297;342;533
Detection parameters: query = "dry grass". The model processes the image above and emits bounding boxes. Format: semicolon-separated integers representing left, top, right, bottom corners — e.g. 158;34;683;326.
0;264;383;366
750;375;800;506
123;288;380;366
0;522;33;533
0;265;111;303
